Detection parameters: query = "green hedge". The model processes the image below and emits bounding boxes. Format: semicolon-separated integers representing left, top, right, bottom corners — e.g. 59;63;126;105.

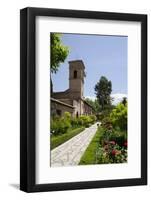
51;112;96;135
51;127;85;150
51;112;72;135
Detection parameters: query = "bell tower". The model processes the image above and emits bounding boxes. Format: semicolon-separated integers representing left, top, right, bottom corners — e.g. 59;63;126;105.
69;60;86;99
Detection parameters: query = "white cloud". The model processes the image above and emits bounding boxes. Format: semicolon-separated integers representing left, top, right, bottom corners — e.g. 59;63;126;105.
85;96;96;101
85;93;127;106
111;93;127;105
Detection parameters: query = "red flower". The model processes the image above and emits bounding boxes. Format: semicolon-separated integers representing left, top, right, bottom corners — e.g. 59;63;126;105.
124;141;127;147
109;141;116;145
111;149;116;156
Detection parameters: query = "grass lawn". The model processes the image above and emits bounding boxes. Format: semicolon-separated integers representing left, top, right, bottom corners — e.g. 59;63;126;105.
79;127;102;165
51;127;85;150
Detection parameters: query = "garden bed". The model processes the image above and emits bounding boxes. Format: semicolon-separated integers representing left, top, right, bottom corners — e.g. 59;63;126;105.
79;126;127;165
51;127;85;150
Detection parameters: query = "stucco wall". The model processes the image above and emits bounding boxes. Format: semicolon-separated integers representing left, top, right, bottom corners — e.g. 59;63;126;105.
51;100;74;117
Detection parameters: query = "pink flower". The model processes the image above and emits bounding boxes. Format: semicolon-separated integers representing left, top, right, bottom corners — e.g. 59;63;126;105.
109;141;116;145
111;150;116;156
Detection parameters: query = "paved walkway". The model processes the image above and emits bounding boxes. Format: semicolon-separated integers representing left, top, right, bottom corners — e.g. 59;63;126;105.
51;123;99;167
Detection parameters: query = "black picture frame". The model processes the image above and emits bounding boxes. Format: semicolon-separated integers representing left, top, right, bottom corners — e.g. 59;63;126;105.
20;7;147;192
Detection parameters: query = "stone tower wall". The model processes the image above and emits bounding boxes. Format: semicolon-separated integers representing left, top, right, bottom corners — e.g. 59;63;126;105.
69;60;85;99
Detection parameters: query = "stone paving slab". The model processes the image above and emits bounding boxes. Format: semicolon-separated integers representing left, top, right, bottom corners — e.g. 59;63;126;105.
51;123;99;167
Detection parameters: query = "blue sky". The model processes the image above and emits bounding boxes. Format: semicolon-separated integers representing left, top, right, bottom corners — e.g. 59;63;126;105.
51;33;128;104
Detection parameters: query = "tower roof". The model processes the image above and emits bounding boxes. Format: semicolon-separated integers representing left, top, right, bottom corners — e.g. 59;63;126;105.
68;60;85;69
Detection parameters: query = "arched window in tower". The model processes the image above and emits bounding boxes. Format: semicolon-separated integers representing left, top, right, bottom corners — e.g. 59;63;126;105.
73;70;77;79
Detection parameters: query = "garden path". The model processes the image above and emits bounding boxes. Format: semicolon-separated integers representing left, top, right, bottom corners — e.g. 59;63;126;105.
51;122;99;167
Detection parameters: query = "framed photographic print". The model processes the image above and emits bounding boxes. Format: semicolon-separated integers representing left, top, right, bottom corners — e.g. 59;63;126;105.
20;7;147;192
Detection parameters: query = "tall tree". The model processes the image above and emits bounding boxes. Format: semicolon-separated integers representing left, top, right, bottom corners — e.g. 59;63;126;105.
121;97;127;106
50;33;69;93
94;76;112;110
50;33;69;73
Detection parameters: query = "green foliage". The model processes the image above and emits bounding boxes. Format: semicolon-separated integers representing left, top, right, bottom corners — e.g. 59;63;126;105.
51;112;96;135
71;117;80;128
51;115;71;135
64;112;71;122
94;76;112;110
79;100;128;165
96;127;127;164
79;115;90;127
99;127;127;147
121;97;127;106
51;127;85;149
101;117;113;130
51;112;97;149
79;126;127;165
95;102;128;164
79;115;96;127
79;127;101;165
90;115;97;123
96;147;111;163
97;143;127;164
110;103;127;130
108;130;127;147
96;104;115;121
85;98;101;113
50;33;69;73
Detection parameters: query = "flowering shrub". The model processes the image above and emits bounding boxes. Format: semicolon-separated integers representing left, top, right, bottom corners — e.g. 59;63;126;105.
109;131;127;147
95;127;127;164
100;127;127;146
97;140;127;164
